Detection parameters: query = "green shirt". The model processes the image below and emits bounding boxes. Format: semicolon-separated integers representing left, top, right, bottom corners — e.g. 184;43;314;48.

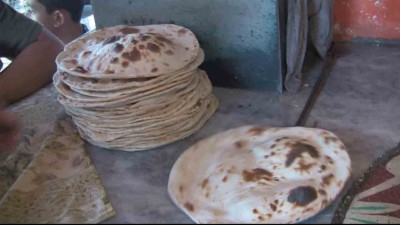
0;1;42;59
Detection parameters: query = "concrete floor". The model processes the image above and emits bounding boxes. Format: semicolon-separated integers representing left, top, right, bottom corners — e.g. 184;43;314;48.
303;42;400;224
7;42;400;224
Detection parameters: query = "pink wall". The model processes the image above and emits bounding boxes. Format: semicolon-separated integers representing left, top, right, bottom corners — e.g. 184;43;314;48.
334;0;400;41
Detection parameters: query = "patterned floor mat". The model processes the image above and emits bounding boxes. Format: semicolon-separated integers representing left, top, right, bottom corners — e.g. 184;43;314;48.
332;144;400;224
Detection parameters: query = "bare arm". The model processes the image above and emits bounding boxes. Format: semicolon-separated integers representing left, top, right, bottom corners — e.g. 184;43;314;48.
0;107;19;153
0;27;63;105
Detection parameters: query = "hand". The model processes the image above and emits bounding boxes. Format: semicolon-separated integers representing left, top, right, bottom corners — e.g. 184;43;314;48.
0;109;20;153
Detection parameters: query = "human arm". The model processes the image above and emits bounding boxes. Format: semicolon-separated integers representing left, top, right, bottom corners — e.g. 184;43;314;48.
0;108;19;152
0;28;63;105
0;2;64;105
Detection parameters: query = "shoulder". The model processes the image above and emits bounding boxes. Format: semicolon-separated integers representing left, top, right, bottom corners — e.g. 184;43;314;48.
0;2;42;58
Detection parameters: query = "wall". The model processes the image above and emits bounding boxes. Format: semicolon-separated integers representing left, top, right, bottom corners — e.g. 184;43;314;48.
92;0;285;92
334;0;400;41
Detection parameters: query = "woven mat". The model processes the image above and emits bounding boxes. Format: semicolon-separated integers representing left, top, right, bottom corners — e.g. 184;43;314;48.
332;144;400;224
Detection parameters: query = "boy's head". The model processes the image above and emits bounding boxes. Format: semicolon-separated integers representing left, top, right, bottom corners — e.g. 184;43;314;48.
27;0;84;34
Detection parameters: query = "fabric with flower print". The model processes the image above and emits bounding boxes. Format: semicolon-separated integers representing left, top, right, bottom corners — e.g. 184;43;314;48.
0;115;115;223
343;155;400;224
333;144;400;224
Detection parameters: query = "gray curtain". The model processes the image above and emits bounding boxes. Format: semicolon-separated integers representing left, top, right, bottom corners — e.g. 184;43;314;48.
285;0;333;93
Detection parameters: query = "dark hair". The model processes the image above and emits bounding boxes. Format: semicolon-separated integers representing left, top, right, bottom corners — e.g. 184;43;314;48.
38;0;84;23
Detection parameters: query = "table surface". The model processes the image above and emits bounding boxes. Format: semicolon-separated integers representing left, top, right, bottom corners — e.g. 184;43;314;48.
9;85;316;224
8;42;400;224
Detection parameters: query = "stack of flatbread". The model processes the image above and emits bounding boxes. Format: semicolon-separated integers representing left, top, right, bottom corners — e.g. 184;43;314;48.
168;126;352;224
54;24;218;151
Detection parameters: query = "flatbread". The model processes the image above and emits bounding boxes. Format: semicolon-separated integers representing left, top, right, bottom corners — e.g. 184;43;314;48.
54;69;194;101
68;70;194;98
58;49;204;92
168;126;352;224
56;70;199;108
65;71;211;126
56;24;199;78
53;24;218;152
72;95;212;142
68;73;212;142
77;95;218;152
64;89;193;120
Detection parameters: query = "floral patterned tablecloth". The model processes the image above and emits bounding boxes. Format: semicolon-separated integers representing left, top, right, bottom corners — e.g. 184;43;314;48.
0;85;115;223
